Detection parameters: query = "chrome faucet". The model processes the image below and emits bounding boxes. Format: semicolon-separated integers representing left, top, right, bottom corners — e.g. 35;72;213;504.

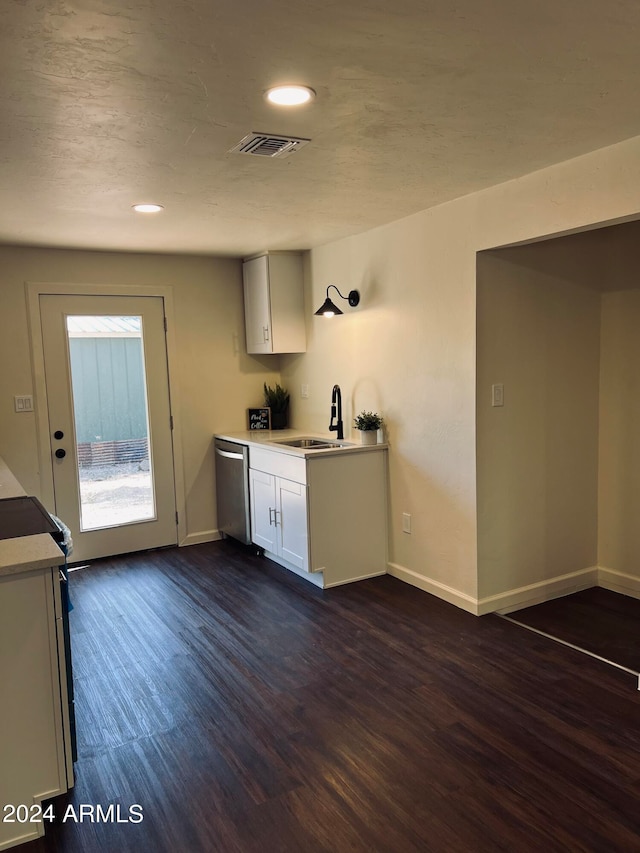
329;384;344;440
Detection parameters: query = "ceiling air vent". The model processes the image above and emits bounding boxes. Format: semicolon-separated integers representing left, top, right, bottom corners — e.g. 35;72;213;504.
229;133;311;159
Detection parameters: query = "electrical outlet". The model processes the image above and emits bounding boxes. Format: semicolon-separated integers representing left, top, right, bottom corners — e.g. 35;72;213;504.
402;512;412;534
301;384;309;399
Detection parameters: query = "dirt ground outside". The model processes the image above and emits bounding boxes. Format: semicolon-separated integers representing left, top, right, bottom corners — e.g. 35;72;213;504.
78;461;155;530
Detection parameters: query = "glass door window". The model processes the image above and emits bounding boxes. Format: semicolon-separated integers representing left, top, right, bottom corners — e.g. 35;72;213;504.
66;315;155;531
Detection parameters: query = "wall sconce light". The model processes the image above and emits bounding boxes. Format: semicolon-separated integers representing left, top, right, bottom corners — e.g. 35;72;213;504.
314;285;360;317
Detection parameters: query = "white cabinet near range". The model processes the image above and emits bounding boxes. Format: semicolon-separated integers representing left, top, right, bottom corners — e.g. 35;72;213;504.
248;442;387;588
242;252;306;354
0;460;73;850
0;567;73;850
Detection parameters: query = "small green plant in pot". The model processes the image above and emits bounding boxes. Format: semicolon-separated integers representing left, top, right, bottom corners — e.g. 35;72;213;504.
264;382;290;430
353;410;383;445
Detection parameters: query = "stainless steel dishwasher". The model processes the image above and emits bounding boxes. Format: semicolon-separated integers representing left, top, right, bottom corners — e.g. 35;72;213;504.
214;438;251;545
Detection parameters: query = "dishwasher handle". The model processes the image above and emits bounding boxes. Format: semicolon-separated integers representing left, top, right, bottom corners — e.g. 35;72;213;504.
215;446;245;461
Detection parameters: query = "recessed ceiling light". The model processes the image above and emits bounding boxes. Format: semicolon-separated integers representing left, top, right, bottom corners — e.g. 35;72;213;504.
265;86;315;106
132;203;164;213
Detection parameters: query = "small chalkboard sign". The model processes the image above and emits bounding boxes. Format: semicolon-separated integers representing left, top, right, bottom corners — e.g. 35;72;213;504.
248;407;271;430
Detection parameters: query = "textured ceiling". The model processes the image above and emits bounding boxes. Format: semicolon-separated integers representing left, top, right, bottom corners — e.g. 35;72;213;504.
2;0;640;256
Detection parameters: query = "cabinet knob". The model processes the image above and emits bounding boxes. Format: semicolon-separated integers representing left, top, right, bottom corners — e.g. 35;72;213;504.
54;430;64;440
55;448;66;459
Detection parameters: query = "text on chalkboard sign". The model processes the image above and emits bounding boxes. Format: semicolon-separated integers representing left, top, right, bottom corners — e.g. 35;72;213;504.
248;408;271;430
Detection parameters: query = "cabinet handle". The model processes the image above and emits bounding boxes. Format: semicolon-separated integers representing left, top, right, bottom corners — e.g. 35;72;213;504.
274;509;280;526
263;325;270;342
268;507;275;525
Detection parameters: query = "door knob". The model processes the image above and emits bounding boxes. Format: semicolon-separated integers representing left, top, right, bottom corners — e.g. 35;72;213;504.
55;448;66;459
54;430;64;440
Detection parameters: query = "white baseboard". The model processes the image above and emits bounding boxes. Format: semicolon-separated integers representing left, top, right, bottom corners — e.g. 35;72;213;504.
179;529;222;547
482;567;599;615
598;566;640;600
387;562;601;616
387;562;480;614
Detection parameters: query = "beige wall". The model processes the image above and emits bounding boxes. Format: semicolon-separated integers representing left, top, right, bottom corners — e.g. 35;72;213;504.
0;247;281;541
476;247;601;603
283;134;640;611
598;290;640;579
282;202;480;603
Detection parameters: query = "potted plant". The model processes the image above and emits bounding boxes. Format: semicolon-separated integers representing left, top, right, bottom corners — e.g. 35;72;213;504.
263;382;290;430
353;410;383;445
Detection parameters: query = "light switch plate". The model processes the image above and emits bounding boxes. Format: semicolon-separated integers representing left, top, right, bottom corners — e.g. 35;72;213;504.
491;384;504;407
14;395;34;413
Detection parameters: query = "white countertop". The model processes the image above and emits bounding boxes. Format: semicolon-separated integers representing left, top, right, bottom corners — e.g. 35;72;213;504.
214;429;387;458
0;457;64;578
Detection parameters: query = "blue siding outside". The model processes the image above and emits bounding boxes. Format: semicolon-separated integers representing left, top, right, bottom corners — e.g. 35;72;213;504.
69;337;148;444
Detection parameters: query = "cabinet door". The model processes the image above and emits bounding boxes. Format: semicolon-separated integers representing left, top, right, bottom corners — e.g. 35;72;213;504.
249;468;277;551
0;568;70;849
277;477;309;571
243;256;273;354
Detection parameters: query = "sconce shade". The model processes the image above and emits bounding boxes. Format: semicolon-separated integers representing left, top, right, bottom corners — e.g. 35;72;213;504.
314;285;360;317
315;296;343;316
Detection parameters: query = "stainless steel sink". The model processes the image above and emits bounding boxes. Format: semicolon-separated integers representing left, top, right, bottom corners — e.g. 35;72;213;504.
270;437;345;449
286;439;332;448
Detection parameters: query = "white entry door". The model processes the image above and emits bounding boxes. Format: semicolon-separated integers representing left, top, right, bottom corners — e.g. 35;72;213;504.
40;294;177;562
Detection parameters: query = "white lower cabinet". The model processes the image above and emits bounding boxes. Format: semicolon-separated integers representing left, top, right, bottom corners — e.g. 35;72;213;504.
249;468;309;571
248;445;388;588
0;565;73;850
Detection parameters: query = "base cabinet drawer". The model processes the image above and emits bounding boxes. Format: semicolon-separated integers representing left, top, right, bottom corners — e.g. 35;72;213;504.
249;447;306;483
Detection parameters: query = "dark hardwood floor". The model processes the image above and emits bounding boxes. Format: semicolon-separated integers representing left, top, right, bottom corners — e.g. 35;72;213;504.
504;587;640;674
28;542;640;852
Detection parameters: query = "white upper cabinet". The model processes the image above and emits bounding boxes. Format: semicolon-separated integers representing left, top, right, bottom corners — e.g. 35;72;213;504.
242;252;306;354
